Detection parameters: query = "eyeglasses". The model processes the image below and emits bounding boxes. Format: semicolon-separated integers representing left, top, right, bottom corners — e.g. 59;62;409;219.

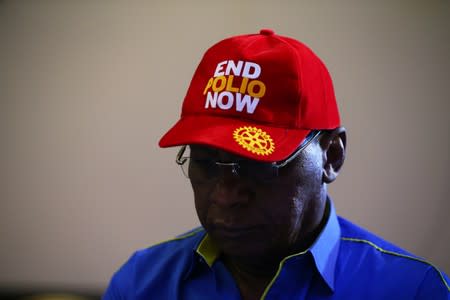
175;130;322;183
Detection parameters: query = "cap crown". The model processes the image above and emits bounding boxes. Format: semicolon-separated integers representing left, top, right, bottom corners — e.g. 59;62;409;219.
181;30;340;130
159;30;341;162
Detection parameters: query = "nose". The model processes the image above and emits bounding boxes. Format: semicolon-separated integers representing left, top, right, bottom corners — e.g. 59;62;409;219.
210;169;250;208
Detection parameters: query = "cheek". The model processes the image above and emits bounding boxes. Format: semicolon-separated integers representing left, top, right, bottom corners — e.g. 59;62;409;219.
287;196;305;241
290;152;324;204
259;186;304;233
282;188;304;216
192;184;210;227
268;171;320;243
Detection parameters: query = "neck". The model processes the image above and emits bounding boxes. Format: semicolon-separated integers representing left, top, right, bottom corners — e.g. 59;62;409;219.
223;196;330;276
293;194;330;252
221;197;330;300
224;254;279;278
223;255;275;300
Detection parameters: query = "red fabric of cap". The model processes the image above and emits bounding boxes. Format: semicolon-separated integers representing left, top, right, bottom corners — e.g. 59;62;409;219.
159;29;340;162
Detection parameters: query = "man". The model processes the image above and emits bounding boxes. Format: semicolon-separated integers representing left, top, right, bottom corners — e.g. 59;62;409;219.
104;29;449;299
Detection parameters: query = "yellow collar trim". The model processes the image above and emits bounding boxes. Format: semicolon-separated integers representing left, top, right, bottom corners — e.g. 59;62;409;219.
196;234;220;267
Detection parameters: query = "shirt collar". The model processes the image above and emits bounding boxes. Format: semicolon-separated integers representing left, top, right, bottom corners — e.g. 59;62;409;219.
308;197;341;291
196;232;220;267
193;197;341;291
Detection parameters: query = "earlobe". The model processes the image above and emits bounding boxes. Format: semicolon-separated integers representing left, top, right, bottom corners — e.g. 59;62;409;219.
322;128;346;184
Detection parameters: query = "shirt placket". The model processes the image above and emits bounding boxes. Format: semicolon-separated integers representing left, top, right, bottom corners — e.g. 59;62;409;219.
261;254;314;300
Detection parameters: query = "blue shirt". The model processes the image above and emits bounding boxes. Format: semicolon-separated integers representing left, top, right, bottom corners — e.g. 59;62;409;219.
103;201;450;299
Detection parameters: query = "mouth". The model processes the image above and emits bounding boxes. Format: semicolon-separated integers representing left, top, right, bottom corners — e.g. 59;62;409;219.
211;224;261;239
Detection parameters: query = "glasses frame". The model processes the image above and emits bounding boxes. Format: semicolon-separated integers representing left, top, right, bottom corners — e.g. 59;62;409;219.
175;130;322;180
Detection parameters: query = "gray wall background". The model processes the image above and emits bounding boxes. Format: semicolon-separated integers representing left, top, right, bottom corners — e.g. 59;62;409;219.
1;0;449;290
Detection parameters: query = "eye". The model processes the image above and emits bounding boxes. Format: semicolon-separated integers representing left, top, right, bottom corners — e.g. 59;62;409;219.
190;158;214;169
189;159;216;174
188;158;218;180
238;161;276;181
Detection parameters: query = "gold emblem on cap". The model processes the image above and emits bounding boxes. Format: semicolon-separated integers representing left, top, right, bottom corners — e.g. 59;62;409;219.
233;126;275;156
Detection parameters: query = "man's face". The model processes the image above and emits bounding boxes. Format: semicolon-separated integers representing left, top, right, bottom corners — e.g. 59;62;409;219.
190;140;326;261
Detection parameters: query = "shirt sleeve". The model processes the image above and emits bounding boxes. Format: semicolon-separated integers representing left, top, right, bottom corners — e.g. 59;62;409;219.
102;252;138;300
102;274;123;300
415;266;450;300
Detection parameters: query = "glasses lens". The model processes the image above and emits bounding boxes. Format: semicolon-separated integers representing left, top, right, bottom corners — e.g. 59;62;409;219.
181;157;277;182
238;161;277;181
177;144;282;182
182;158;218;182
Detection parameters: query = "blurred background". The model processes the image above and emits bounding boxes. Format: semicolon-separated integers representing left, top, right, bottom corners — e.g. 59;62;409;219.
1;0;449;298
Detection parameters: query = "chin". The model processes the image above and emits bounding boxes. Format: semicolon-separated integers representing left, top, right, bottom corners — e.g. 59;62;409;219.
210;233;271;258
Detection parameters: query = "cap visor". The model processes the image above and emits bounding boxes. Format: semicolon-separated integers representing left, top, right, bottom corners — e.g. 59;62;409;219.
159;115;310;162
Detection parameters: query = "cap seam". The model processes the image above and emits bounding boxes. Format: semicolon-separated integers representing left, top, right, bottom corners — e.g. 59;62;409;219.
270;35;303;128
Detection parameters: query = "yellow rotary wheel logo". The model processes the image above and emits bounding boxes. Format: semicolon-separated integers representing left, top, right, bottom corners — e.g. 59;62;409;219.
233;126;275;156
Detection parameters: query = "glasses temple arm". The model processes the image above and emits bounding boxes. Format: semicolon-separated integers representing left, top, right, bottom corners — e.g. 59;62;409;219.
176;145;188;165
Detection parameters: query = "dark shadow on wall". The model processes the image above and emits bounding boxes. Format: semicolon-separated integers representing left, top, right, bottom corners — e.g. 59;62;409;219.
0;289;102;300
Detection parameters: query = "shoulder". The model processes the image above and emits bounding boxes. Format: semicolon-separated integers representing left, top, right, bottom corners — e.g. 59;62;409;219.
130;227;205;274
337;217;449;297
103;227;206;300
338;216;413;255
133;227;205;263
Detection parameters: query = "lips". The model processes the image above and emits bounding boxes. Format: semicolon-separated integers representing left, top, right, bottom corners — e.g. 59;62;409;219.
210;223;261;239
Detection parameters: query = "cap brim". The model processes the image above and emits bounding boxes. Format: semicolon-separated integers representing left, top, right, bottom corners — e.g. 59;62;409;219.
159;115;310;162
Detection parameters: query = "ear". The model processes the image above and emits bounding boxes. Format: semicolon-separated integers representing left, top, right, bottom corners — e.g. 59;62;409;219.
320;127;347;184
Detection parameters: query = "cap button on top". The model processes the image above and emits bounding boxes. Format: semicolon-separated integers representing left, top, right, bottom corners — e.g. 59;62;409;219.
259;28;275;35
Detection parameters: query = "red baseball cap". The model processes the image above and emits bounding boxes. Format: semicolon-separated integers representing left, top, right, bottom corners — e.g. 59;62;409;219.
159;29;340;162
